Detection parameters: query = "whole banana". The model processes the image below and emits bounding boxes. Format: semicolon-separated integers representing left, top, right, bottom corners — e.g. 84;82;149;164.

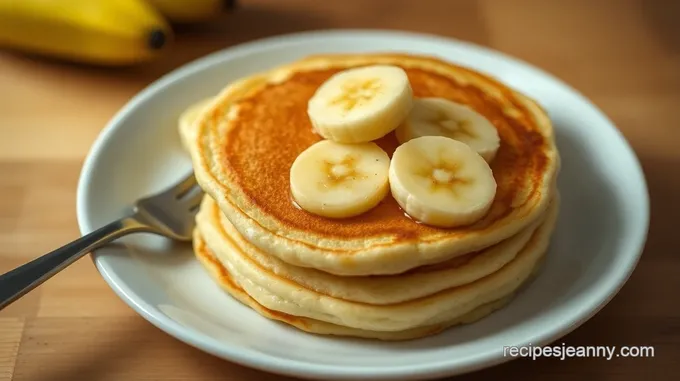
0;0;172;65
145;0;237;23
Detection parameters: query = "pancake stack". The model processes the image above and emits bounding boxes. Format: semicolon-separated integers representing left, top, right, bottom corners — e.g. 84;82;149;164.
179;53;560;340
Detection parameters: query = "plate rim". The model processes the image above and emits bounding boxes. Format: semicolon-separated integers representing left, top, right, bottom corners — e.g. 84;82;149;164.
75;28;650;380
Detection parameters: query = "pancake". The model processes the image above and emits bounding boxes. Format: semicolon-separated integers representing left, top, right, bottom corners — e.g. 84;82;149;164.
197;194;543;305
178;74;270;152
193;230;518;341
198;193;559;332
188;53;559;276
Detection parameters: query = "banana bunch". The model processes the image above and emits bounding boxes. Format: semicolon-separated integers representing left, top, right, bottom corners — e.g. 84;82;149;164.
291;65;501;228
0;0;236;65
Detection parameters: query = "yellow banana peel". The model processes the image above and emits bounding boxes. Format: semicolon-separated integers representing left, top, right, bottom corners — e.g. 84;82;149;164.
0;0;173;65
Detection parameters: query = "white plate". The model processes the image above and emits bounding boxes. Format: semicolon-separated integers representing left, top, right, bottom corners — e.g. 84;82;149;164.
76;30;649;380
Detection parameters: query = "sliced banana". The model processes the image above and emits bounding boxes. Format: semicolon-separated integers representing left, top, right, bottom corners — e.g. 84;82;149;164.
307;65;413;143
389;136;497;228
290;140;390;219
395;97;500;162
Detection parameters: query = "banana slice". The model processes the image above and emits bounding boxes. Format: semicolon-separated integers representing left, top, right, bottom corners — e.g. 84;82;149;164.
389;136;497;228
290;140;390;218
395;97;500;162
307;65;413;143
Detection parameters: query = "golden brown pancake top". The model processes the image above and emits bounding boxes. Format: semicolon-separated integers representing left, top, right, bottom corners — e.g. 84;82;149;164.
220;65;548;240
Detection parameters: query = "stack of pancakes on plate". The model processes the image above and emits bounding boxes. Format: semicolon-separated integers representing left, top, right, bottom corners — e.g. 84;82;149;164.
178;53;560;341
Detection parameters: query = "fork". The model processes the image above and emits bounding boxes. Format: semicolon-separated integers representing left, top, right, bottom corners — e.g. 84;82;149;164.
0;172;204;310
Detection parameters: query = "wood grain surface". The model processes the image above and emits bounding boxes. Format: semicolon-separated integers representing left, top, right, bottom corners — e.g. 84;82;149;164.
1;0;678;380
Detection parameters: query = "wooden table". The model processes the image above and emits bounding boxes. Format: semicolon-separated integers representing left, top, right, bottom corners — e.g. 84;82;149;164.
1;0;678;379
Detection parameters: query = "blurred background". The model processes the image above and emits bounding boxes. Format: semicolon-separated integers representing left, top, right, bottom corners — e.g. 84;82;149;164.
0;0;678;380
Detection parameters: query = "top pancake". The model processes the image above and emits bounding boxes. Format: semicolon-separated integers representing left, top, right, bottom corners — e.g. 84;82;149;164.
189;53;559;276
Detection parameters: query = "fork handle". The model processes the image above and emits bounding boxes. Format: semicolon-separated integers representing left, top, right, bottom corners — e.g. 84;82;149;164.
0;216;146;310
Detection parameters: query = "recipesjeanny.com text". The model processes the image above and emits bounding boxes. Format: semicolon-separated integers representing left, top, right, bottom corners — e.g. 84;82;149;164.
503;343;655;360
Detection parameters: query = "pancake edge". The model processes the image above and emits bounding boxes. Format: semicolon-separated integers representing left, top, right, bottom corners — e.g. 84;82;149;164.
193;229;522;341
